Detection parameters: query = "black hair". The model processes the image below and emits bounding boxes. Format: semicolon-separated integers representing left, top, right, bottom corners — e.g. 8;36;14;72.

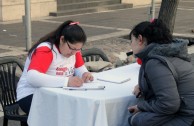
129;19;172;45
28;20;86;57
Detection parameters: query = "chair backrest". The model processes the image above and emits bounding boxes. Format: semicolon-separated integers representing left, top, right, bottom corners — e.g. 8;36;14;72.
0;56;24;109
81;48;110;62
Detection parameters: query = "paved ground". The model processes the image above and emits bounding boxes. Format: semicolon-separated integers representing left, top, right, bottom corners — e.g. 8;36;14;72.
0;0;194;125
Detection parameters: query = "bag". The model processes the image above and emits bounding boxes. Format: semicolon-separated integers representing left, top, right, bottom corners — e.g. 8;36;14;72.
85;61;113;72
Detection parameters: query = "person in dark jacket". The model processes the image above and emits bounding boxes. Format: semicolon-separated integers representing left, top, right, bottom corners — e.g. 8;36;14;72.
128;19;194;126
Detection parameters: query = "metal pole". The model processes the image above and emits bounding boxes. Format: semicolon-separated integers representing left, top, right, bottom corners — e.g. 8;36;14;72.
24;0;32;51
150;0;155;20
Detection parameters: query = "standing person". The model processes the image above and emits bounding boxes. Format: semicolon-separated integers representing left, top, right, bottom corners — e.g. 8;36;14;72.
17;20;94;114
128;19;194;126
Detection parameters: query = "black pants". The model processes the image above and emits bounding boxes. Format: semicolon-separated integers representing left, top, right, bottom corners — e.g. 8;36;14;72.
18;94;33;115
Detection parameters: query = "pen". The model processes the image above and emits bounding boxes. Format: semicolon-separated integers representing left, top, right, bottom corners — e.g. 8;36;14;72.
63;86;105;91
68;88;87;91
84;86;105;90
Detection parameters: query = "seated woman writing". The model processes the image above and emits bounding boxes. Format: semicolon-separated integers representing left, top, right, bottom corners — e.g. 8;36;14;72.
17;20;93;114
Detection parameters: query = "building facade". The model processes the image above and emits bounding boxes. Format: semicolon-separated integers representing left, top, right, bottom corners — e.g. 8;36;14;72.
0;0;161;22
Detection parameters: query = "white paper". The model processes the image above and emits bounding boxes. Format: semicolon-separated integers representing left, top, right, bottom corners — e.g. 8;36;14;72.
97;74;130;84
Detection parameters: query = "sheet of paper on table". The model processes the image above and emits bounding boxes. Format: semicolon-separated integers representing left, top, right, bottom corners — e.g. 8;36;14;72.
97;74;131;84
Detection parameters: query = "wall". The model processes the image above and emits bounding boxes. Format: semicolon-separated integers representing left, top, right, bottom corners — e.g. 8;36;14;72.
0;0;56;22
122;0;161;6
0;0;161;22
0;0;2;20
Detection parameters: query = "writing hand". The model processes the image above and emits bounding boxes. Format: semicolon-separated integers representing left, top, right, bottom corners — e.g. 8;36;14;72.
82;72;94;83
68;76;83;87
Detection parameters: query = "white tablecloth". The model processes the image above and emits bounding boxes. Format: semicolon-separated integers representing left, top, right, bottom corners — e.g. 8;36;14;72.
28;63;140;126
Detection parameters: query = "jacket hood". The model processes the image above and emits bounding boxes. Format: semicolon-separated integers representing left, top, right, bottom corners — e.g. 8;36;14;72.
136;39;191;62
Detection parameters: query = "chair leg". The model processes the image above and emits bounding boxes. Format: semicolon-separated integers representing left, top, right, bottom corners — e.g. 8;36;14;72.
21;121;28;126
3;117;8;126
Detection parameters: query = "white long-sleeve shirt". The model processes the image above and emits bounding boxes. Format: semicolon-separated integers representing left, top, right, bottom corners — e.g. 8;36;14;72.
17;42;87;101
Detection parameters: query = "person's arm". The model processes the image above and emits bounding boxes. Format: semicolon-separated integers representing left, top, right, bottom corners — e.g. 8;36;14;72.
27;46;68;87
137;59;180;114
28;46;53;73
74;51;93;82
74;65;88;78
74;51;88;78
27;70;68;87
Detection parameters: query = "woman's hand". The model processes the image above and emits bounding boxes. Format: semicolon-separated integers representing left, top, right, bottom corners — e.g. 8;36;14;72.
133;84;141;98
128;105;140;114
82;72;94;83
68;76;83;87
